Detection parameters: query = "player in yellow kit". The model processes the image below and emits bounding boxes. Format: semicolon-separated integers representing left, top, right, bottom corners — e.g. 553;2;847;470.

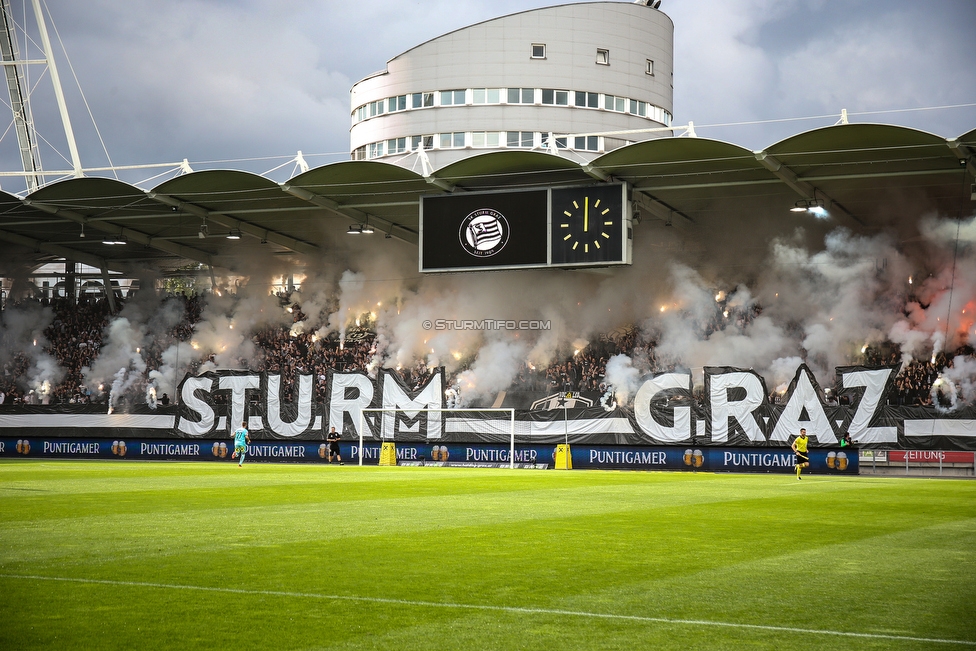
791;428;809;480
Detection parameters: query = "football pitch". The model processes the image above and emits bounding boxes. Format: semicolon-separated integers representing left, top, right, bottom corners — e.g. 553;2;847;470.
1;461;974;650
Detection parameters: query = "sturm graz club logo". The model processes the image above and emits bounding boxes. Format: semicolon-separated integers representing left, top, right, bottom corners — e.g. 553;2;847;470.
459;208;509;257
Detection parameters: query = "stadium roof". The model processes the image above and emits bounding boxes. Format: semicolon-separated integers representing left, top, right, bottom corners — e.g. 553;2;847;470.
0;123;973;276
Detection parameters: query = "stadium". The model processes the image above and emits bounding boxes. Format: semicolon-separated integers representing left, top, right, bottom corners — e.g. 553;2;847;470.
1;1;975;649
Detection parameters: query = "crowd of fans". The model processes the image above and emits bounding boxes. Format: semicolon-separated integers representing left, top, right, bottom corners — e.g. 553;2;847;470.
0;289;972;410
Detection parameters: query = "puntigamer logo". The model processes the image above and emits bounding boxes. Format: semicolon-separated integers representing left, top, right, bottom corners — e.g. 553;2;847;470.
459;208;509;257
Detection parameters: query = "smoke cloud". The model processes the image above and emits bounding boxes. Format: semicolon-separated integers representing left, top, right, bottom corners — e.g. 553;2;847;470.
66;205;976;413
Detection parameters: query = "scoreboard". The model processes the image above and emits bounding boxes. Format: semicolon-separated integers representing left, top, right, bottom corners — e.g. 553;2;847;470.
420;183;631;273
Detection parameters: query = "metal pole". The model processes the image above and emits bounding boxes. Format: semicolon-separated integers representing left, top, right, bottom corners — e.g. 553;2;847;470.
358;410;364;466
509;408;515;470
31;0;81;177
0;0;42;191
564;405;569;470
100;264;116;314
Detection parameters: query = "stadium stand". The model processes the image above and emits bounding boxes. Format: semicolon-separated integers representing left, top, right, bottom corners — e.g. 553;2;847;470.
1;289;972;409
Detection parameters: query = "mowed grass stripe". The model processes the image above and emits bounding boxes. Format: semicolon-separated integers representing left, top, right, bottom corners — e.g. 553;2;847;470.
2;573;974;647
566;516;976;641
0;473;965;572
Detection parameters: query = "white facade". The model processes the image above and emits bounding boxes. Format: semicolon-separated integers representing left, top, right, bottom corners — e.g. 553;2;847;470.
349;1;674;169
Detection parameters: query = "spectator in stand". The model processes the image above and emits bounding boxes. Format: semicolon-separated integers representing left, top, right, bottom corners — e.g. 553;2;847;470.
6;287;974;410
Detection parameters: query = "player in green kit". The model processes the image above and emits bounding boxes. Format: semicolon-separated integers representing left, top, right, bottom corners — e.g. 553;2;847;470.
791;428;809;480
232;421;250;467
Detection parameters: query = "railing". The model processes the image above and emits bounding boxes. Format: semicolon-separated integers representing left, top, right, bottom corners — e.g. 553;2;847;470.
860;450;975;477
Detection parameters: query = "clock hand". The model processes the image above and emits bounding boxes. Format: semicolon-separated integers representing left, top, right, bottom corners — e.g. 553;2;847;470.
584;196;588;232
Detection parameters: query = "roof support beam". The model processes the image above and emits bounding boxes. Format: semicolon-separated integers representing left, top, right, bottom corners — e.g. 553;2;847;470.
22;199;215;267
100;264;117;313
0;226;120;272
415;146;456;192
583;161;694;227
582;163;610;182
636;167;962;193
279;183;419;245
754;150;864;227
946;138;976;179
424;175;456;193
146;191;320;256
632;191;695;229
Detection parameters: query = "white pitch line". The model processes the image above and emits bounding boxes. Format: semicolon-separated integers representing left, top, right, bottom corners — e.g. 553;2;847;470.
2;573;974;647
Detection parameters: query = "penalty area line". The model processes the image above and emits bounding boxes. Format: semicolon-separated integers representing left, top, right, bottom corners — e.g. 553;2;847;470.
2;573;974;647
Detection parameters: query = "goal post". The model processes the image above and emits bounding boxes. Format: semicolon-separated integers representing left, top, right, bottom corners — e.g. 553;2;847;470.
357;407;517;468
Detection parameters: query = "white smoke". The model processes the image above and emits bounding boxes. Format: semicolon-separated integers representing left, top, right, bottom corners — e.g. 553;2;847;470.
604;354;640;404
0;302;64;400
83;316;148;408
147;340;196;397
455;339;528;405
27;205;976;410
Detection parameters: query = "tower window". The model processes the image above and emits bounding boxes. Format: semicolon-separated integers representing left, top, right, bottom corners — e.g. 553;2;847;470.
507;132;534;148
646;59;655;75
596;49;609;65
542;89;569;105
531;43;546;59
411;135;434;150
575;91;599;108
412;92;434;108
440;90;466;106
574;136;599;151
507;88;535;104
472;88;501;104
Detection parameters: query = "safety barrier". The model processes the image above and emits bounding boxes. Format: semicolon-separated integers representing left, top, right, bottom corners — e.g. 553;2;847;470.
859;450;975;477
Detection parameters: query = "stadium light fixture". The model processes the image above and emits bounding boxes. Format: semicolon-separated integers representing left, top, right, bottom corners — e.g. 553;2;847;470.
198;219;208;239
102;234;116;245
114;234;127;245
347;224;363;234
361;219;375;234
808;205;828;218
790;199;828;218
226;229;241;240
79;223;85;238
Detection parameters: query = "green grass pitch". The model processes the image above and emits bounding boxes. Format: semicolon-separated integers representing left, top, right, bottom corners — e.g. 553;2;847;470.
1;461;974;650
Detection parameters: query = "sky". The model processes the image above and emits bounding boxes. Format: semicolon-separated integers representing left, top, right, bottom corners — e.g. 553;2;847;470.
0;0;973;193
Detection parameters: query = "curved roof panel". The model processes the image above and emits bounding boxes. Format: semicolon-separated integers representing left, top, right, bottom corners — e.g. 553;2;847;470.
435;151;591;189
1;122;972;275
764;124;972;223
594;137;767;190
287;161;436;232
151;170;302;214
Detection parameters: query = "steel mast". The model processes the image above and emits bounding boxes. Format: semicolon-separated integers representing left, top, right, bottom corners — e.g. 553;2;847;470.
0;0;42;192
0;0;83;192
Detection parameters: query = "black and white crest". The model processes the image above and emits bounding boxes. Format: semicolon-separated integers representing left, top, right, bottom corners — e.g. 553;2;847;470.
459;208;510;257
